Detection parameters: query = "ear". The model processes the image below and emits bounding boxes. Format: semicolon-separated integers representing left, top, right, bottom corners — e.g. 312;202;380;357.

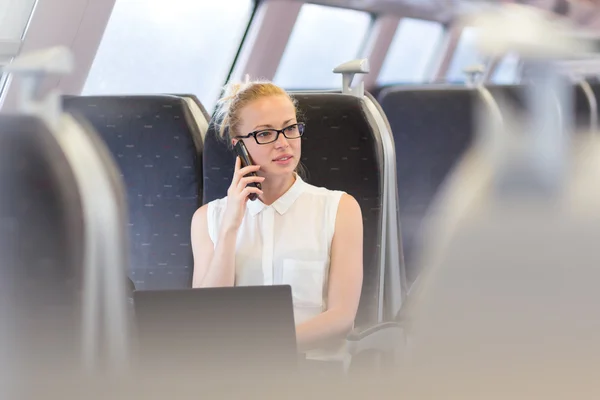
231;138;238;147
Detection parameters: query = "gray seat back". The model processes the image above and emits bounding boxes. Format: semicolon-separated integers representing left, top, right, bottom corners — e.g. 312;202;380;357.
378;86;476;287
63;95;204;290
0;110;131;377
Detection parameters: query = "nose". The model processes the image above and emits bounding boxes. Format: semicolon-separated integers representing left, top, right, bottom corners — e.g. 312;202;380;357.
274;132;289;148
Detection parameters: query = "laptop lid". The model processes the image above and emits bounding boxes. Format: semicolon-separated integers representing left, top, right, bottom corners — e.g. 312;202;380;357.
132;285;298;380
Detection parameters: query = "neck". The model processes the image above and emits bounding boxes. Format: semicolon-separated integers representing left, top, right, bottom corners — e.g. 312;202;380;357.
258;173;296;205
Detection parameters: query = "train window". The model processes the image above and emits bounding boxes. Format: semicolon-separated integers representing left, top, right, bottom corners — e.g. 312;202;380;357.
82;0;254;113
446;27;487;83
273;4;371;89
377;18;444;85
491;52;521;84
0;0;37;40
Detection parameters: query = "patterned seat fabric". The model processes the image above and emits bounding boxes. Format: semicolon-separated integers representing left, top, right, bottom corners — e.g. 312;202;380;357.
63;95;204;290
202;93;384;327
170;93;211;140
378;87;476;285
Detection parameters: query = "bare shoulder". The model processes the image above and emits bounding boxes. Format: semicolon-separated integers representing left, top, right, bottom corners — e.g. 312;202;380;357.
337;193;362;220
191;203;212;242
333;193;363;236
191;203;209;227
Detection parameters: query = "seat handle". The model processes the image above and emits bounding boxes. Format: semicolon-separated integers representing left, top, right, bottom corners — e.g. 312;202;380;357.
333;58;370;98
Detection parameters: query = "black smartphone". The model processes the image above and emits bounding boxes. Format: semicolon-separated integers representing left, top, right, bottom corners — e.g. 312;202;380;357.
234;140;261;201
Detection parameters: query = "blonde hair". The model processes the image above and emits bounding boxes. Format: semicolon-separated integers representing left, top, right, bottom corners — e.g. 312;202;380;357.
212;77;307;179
212;76;299;145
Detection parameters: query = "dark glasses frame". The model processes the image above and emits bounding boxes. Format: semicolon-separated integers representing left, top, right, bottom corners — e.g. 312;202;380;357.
235;122;305;145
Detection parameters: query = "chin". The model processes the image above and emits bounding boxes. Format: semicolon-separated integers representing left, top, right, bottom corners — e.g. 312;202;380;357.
265;163;297;177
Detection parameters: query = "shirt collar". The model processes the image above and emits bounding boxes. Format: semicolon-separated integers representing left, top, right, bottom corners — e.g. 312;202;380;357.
246;173;306;216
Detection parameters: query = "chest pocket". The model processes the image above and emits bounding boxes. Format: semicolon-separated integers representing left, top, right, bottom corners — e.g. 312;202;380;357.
282;259;327;308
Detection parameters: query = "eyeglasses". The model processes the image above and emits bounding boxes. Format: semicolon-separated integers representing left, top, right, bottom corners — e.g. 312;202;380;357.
235;122;305;145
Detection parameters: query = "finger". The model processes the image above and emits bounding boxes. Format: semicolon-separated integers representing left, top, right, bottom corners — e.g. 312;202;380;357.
230;157;243;187
237;164;261;177
237;176;265;190
233;165;260;185
241;187;263;198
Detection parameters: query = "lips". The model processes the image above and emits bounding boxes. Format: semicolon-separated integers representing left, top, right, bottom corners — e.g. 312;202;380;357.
273;154;293;162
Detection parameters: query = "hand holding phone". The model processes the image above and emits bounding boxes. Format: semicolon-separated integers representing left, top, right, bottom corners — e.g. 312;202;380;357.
221;155;264;233
234;141;262;201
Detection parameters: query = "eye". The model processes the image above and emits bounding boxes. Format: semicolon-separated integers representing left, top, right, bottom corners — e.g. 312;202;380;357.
256;130;274;138
285;124;298;132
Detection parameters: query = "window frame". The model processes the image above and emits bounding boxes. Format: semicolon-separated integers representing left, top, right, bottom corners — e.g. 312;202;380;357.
81;0;257;114
0;0;37;97
444;25;492;84
271;2;375;90
223;0;260;86
0;0;37;41
375;17;447;86
0;0;36;103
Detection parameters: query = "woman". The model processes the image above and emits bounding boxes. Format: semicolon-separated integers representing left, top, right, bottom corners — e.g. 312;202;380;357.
190;79;363;360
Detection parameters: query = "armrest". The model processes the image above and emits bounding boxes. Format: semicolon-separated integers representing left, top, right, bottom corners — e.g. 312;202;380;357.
346;322;402;341
345;321;404;356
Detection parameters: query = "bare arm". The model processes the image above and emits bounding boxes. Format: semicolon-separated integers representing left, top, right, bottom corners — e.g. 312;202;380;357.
295;193;364;351
191;158;263;288
190;205;238;287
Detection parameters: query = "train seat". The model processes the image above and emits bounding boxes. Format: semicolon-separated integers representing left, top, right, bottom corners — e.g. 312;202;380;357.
172;93;211;142
0;114;87;372
377;86;476;287
377;81;594;289
63;95;205;290
0;108;131;377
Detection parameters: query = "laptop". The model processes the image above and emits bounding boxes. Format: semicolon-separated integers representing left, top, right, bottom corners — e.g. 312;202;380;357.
132;285;299;381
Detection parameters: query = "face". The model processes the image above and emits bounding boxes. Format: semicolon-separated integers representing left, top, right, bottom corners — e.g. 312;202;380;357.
232;95;301;178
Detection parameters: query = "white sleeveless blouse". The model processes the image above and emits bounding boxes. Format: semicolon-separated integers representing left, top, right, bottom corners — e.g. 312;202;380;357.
206;174;346;360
